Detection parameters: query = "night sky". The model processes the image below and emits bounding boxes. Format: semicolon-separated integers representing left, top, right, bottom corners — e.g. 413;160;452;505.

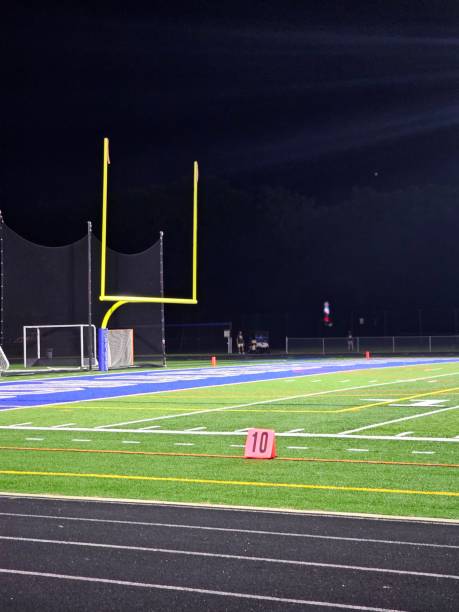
3;2;459;340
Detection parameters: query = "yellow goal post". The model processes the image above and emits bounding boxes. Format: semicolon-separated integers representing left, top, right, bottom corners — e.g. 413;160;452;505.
99;137;198;329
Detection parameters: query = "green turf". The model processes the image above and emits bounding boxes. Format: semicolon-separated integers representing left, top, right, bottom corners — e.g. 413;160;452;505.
0;359;458;519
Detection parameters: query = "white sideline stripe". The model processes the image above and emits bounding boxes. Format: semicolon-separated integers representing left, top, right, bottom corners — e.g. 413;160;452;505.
396;432;414;437
74;370;459;428
0;569;408;612
71;439;91;442
347;449;369;452
340;405;459;434
1;512;457;549
121;441;140;444
51;423;76;429
1;536;457;580
1;424;458;442
174;443;194;446
185;427;207;431
412;451;435;455
25;437;43;441
138;425;161;431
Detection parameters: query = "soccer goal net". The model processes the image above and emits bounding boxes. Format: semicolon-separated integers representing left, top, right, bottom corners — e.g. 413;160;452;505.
98;328;134;370
23;324;97;369
0;346;10;372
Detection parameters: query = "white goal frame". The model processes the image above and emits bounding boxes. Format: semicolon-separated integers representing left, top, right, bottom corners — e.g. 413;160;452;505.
0;346;10;371
23;324;98;368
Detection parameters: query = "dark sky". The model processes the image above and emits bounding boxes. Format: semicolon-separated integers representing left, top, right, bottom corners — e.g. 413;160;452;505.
3;2;459;335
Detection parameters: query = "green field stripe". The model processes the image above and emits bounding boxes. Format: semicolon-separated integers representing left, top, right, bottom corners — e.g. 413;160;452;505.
1;469;458;497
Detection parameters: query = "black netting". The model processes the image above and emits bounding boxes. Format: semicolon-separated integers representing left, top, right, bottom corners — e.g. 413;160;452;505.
3;224;164;366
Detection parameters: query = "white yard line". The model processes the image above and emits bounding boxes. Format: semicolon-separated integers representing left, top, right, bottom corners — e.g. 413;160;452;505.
71;439;91;442
0;536;457;581
0;568;409;612
8;422;32;427
25;437;43;441
285;428;304;433
287;446;309;450
72;370;459;429
340;405;459;435
395;432;414;437
51;423;76;429
347;448;369;452
174;443;194;446
1;512;457;549
121;440;140;444
184;427;207;431
137;425;161;431
412;451;435;455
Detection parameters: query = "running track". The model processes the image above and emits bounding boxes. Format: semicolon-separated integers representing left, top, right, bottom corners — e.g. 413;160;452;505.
0;495;457;611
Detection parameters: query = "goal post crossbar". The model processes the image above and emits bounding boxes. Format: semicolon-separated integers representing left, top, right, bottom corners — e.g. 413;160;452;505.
23;324;97;369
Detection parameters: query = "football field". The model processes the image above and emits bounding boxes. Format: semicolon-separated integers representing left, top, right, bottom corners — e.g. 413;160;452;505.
0;357;458;519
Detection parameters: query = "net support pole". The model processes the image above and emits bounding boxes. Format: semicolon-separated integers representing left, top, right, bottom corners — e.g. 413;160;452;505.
159;231;167;367
87;221;94;370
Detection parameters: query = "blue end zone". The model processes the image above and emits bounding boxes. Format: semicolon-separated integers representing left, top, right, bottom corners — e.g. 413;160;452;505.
1;358;458;410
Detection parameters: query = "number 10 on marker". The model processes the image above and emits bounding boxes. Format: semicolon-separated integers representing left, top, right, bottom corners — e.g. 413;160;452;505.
244;428;276;459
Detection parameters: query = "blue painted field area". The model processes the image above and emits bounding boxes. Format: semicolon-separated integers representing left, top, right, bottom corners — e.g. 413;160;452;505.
1;358;458;410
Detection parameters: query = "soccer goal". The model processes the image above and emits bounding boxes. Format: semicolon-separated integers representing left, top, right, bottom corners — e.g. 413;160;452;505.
98;328;134;369
23;324;97;369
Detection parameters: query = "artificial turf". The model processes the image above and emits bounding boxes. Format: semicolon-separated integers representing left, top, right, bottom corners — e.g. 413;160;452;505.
0;359;458;519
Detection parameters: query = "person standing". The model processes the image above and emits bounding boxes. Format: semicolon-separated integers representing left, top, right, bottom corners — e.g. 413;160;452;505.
236;331;245;354
347;331;354;352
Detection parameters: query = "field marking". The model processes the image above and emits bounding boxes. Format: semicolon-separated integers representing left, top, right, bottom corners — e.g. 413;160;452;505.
25;437;43;441
16;372;459;431
174;443;194;447
1;535;459;581
72;439;91;442
1;363;458;416
412;451;435;455
395;432;414;437
2;511;457;549
342;386;459;415
51;423;76;428
8;422;32;427
0;568;411;612
288;446;309;450
1;445;458;468
1;469;458;496
347;449;369;452
1;427;458;443
341;405;459;435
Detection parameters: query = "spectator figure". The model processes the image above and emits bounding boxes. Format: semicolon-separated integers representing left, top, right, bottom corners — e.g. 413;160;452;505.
236;331;245;354
347;331;354;352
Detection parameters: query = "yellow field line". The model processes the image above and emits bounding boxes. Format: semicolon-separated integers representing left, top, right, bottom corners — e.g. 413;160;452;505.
338;386;459;414
0;470;457;497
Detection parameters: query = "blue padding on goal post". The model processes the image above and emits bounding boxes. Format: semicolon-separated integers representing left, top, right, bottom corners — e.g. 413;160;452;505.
98;328;109;371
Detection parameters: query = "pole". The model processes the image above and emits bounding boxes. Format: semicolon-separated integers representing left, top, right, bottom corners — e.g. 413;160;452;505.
0;211;4;348
87;221;93;370
159;231;166;367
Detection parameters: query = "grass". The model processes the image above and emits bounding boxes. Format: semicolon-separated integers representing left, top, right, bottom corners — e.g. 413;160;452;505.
0;358;458;519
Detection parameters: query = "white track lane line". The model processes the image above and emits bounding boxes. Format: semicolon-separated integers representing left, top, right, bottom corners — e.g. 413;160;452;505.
1;513;457;548
0;536;458;580
340;405;459;435
0;568;409;612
